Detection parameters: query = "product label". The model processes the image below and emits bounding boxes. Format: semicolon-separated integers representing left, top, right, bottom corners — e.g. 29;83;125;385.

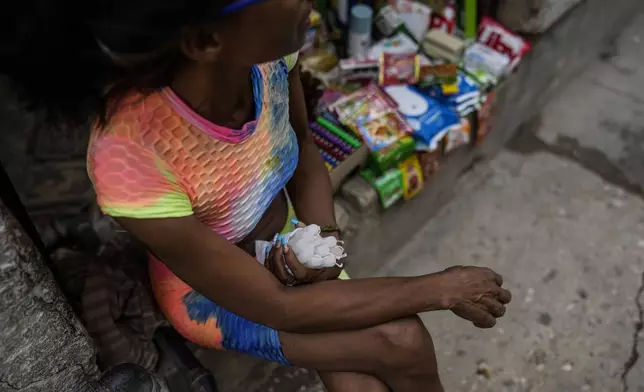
348;33;372;58
399;155;424;200
478;17;531;70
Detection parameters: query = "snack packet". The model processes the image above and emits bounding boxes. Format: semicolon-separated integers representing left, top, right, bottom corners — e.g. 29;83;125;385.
399;155;424;200
355;110;412;151
478;17;531;70
329;83;398;124
334;93;386;127
369;135;416;174
418;63;459;87
379;53;421;86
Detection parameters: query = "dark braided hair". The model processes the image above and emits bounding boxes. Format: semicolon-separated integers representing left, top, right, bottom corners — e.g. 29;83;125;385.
1;0;228;127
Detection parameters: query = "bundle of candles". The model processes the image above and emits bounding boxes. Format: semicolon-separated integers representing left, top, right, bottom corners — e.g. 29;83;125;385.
310;116;362;171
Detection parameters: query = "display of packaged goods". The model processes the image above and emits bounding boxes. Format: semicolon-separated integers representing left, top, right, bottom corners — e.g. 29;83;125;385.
421;29;466;63
296;4;526;205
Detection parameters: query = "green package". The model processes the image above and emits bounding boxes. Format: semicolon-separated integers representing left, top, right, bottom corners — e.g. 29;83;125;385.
368;136;416;175
361;167;404;209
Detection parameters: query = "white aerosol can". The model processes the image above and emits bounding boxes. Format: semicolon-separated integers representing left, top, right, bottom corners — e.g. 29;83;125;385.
347;4;373;59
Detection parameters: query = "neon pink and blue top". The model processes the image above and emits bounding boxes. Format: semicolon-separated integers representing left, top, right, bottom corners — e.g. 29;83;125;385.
87;53;300;364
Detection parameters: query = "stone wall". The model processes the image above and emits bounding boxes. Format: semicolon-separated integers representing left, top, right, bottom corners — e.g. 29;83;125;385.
497;0;585;34
0;198;99;392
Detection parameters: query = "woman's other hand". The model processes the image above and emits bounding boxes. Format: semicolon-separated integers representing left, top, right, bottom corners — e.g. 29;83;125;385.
434;266;512;328
265;243;341;286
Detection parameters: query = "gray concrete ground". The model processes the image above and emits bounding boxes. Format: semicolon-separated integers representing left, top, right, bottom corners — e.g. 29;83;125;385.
371;13;644;392
197;8;644;392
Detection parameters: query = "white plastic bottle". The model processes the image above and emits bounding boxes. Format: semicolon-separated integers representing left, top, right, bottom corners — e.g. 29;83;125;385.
347;4;373;59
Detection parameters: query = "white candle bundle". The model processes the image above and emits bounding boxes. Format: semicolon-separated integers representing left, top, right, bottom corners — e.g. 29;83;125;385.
254;224;347;270
282;224;346;269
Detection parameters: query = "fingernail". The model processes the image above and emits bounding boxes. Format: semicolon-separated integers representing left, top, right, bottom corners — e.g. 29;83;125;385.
272;234;279;245
281;236;288;247
290;218;299;225
284;245;290;253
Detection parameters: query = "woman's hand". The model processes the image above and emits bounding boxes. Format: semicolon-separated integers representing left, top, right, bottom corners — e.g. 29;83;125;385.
434;266;512;328
265;243;340;286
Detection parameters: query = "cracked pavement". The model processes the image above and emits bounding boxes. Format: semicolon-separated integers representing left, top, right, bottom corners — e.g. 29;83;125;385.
622;271;643;392
373;13;644;392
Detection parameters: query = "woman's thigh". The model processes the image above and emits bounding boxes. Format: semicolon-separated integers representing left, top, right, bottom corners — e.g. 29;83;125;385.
150;256;291;364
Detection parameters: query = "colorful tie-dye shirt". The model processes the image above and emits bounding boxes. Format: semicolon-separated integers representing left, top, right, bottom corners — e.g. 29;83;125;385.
87;53;299;243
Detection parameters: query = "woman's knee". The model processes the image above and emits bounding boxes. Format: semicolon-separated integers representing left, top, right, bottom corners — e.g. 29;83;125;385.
373;317;439;373
376;317;431;352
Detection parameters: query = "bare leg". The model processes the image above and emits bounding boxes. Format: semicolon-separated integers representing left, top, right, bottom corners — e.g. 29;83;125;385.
318;372;389;392
280;316;444;392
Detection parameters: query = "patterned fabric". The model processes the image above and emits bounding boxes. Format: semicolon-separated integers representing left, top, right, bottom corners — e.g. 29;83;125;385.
150;256;291;363
87;52;299;360
88;52;300;241
148;209;298;364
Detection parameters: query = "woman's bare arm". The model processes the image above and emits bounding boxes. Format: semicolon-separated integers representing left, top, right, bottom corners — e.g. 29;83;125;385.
286;64;336;232
117;215;509;333
286;64;341;279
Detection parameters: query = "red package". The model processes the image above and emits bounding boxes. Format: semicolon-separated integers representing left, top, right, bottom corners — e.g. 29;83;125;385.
478;17;531;70
429;13;455;34
378;53;420;86
443;4;456;23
